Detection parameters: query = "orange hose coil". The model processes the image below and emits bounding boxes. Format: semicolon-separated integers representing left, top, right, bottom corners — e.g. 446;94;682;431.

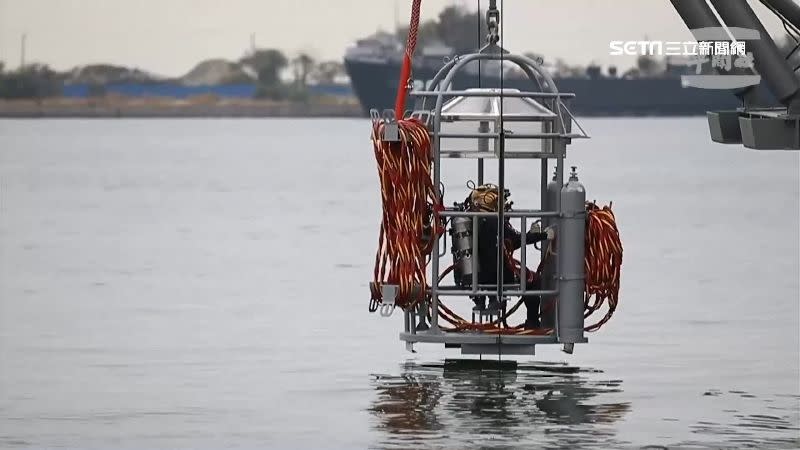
583;202;623;332
371;119;443;310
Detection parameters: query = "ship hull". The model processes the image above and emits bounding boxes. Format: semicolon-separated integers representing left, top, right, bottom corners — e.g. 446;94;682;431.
344;59;744;116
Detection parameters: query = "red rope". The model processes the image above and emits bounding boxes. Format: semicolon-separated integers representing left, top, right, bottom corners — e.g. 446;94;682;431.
394;0;423;118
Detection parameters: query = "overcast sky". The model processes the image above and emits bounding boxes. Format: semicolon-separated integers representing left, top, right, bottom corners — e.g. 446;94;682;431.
0;0;788;77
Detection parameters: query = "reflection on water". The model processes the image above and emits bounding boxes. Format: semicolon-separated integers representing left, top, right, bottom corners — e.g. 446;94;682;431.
370;360;631;449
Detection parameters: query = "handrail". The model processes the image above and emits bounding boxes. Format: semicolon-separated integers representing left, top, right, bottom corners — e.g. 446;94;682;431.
436;289;559;297
434;132;587;140
440;209;560;218
412;90;575;99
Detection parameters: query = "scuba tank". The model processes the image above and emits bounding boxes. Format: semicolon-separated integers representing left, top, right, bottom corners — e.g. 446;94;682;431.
450;200;477;287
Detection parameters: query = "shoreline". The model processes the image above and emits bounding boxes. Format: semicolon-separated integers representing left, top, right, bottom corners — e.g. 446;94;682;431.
0;98;364;118
0;99;715;119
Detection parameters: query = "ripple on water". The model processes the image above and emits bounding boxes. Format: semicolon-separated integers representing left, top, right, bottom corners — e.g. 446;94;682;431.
369;361;800;449
369;360;632;449
682;390;800;449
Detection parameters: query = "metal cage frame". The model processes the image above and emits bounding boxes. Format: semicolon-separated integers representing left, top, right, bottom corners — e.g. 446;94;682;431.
385;46;590;355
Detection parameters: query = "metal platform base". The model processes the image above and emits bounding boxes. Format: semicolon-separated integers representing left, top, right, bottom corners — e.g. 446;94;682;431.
707;108;800;150
400;330;588;355
739;112;800;150
707;110;743;144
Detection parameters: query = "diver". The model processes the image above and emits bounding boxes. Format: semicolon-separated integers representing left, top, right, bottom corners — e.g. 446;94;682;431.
468;184;555;329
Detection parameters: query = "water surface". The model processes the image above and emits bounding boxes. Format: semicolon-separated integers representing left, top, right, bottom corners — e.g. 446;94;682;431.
0;118;798;448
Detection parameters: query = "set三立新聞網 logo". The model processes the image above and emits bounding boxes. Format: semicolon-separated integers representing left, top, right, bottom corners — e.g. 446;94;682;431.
609;27;761;90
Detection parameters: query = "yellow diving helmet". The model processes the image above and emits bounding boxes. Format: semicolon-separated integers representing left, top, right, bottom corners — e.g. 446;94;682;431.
469;183;512;212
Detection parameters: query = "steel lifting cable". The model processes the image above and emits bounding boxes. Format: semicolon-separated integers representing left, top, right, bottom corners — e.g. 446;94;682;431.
371;0;444;310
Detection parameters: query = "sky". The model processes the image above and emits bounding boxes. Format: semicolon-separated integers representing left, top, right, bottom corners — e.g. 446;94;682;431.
0;0;788;77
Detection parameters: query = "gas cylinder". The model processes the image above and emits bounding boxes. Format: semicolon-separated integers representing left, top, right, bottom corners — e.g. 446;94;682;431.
558;166;586;344
450;216;477;287
541;169;561;328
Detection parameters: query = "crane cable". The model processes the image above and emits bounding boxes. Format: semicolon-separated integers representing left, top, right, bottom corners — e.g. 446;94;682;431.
370;0;444;311
394;0;422;118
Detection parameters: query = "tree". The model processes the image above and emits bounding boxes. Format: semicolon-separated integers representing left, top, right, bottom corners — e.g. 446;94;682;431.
437;6;485;53
0;61;4;74
241;49;288;87
554;58;584;78
291;53;314;88
312;61;344;84
636;55;664;77
0;63;61;99
396;20;439;47
395;6;486;53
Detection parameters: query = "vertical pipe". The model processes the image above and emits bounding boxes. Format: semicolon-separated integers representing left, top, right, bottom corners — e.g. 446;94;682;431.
478;121;491;192
543;110;553;154
496;134;505;307
497;37;506;312
540;158;549;325
540;158;548;243
475;117;486;302
472;214;479;295
431;120;441;333
542;167;560;329
520;216;527;292
497;118;505;309
555;155;564;210
554;150;564;337
541;157;549;291
439;222;447;258
478;121;490;155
